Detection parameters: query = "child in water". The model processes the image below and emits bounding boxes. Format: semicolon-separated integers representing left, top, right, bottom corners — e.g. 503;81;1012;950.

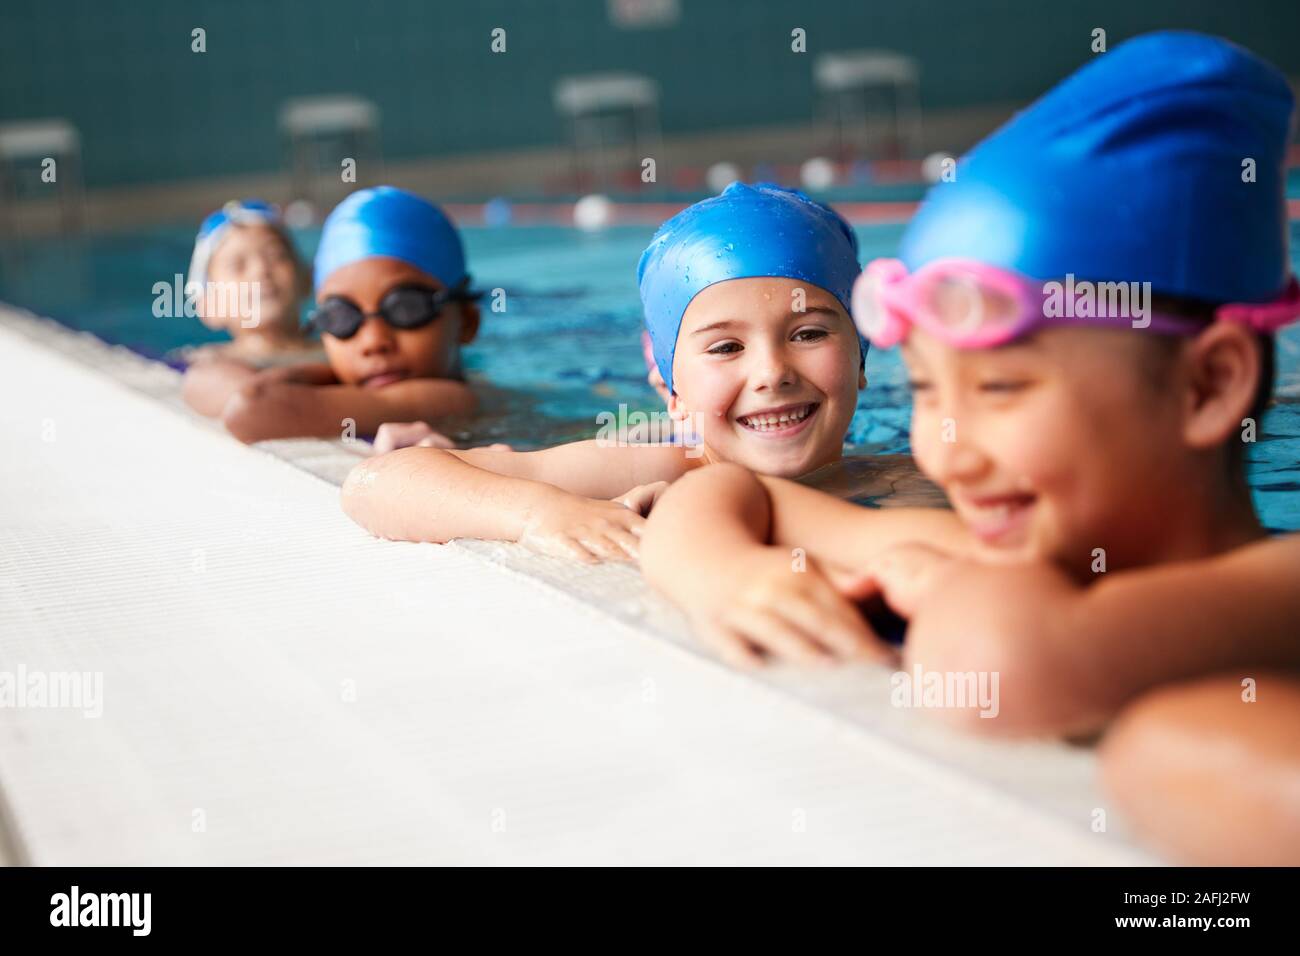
343;183;936;560
179;200;323;407
641;31;1300;753
186;187;483;444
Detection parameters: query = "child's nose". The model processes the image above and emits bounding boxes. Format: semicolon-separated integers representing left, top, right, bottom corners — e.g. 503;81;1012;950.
355;316;396;353
923;423;990;485
751;347;797;390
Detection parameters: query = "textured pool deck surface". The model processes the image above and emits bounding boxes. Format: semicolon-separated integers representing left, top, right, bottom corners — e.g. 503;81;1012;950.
0;304;1155;865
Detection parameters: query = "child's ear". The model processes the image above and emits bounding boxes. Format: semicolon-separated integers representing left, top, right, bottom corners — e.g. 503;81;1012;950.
666;389;689;422
649;377;671;406
1180;323;1261;450
458;301;481;344
646;363;671;405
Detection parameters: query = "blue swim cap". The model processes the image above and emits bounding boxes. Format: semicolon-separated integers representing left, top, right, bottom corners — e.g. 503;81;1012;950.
902;31;1295;304
314;186;468;290
187;199;290;292
638;182;864;392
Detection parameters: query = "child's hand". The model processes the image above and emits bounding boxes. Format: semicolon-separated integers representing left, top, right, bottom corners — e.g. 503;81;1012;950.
859;542;959;618
518;494;646;563
865;543;1089;734
683;547;890;668
612;481;671;517
866;543;1022;678
372;421;457;454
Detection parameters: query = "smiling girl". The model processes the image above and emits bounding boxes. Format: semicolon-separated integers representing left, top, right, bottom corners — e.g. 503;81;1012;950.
640;33;1300;730
341;183;934;561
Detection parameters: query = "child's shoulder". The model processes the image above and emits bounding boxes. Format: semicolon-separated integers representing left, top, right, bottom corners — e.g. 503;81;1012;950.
1227;527;1300;571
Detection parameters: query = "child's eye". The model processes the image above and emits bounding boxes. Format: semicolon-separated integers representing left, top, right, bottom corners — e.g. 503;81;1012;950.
707;341;742;355
791;327;828;342
978;380;1030;393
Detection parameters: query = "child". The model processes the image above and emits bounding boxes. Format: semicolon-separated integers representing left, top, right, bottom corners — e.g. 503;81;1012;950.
342;183;932;560
179;200;322;408
188;186;483;443
183;200;314;360
640;33;1300;732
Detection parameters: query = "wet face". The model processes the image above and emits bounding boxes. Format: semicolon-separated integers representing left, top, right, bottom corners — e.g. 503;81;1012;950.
318;256;478;388
903;325;1191;573
669;277;864;477
202;224;302;335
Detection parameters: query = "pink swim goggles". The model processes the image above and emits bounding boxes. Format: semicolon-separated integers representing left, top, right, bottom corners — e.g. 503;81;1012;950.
852;257;1300;349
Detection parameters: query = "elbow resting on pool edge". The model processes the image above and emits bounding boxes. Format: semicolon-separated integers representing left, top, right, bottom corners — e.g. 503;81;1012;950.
339;452;450;544
220;379;283;444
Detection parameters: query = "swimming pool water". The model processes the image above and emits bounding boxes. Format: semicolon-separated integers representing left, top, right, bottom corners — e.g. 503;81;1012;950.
2;220;1297;530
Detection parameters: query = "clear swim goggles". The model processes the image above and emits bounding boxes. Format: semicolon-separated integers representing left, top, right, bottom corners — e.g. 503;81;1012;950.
852;257;1300;349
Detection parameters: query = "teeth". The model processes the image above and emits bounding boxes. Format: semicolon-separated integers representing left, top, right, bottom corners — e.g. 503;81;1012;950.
740;405;812;430
972;501;1024;520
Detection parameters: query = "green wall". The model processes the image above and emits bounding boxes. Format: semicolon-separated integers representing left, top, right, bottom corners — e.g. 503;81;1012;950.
1;0;1296;188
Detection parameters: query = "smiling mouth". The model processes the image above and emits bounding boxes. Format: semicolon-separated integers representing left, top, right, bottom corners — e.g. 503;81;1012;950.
736;402;820;436
956;493;1037;545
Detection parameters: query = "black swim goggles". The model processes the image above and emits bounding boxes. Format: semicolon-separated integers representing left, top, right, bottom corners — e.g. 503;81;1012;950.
308;277;480;340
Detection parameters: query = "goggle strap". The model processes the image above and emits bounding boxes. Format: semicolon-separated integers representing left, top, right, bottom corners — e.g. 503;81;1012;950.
1215;276;1300;332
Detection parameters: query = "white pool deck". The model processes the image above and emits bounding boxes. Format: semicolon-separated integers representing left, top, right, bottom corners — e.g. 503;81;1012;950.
0;304;1156;866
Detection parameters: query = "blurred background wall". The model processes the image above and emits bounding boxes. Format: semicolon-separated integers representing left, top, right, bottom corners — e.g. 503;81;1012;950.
0;0;1297;229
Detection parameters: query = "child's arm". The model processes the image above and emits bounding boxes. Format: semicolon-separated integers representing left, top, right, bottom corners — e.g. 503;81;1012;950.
219;375;476;443
1100;672;1300;865
181;358;257;417
340;440;690;561
183;360;341;419
640;463;966;663
863;534;1300;737
1067;532;1300;717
